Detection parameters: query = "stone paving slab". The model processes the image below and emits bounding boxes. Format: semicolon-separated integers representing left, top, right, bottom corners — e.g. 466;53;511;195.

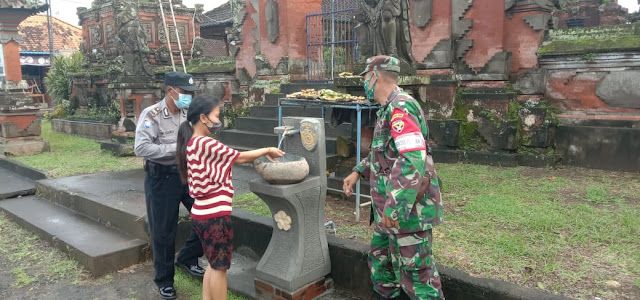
0;167;36;200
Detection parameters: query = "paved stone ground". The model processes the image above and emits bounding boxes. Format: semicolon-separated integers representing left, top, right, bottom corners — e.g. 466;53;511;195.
0;164;361;300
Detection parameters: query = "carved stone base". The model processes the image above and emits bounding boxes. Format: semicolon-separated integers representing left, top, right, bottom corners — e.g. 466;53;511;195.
0;136;50;156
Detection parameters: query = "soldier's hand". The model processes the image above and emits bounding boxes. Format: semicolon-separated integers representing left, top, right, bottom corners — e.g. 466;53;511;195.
343;172;360;197
382;215;399;229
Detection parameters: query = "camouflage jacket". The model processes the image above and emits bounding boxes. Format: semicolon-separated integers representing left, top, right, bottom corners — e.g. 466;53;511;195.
355;87;444;234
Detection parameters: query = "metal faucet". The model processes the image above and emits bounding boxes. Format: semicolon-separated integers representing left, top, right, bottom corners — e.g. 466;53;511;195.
282;128;300;136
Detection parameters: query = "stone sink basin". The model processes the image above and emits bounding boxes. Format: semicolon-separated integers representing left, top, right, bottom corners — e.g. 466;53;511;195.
253;154;309;184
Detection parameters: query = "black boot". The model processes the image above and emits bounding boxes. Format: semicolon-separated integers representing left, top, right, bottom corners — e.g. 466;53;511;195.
375;293;405;300
398;290;412;300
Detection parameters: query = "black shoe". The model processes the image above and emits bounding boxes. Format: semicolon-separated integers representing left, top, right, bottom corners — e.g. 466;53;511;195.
158;286;177;300
175;261;205;278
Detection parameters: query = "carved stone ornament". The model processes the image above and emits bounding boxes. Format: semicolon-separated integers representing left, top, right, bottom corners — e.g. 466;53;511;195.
265;0;279;43
300;120;318;152
274;211;292;231
412;0;432;28
104;22;115;45
90;24;102;46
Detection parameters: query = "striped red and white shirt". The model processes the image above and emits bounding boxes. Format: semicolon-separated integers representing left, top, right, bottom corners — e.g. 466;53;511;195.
186;136;240;220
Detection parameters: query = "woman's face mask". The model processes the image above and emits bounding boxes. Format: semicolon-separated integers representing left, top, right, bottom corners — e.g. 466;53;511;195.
170;88;192;109
205;116;222;135
364;72;378;104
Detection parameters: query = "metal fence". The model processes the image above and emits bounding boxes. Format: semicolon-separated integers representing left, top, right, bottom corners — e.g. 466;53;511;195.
306;1;358;82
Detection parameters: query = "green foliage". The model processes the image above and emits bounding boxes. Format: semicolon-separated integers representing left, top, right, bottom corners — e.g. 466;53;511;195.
538;35;640;55
581;53;596;61
223;103;253;129
44;52;85;106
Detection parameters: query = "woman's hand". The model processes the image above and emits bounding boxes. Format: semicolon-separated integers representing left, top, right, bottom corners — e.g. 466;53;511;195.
265;147;285;162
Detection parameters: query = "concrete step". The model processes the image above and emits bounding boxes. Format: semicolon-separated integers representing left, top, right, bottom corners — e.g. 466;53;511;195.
220;129;338;154
0;196;147;276
35;172;149;242
0;167;35;200
235;117;352;137
250;105;329;119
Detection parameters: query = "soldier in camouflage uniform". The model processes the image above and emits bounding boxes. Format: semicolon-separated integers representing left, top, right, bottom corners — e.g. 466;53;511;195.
343;56;444;300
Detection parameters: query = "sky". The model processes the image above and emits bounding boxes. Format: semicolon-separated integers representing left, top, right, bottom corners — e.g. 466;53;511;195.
50;0;639;27
50;0;228;26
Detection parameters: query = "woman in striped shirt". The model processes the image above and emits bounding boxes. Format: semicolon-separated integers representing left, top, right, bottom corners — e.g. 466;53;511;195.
176;95;284;300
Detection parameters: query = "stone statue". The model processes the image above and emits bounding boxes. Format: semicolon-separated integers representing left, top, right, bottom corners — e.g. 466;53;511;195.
114;0;152;76
355;0;415;64
192;37;205;58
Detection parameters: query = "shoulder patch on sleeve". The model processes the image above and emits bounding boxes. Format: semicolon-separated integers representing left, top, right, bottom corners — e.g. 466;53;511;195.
390;107;426;154
143;118;154;129
148;106;162;117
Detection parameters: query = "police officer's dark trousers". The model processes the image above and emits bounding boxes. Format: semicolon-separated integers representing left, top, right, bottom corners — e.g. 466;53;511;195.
144;162;203;288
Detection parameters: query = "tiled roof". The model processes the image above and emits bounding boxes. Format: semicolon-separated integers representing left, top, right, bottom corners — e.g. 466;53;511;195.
202;38;228;57
202;1;234;28
18;15;82;53
0;0;47;10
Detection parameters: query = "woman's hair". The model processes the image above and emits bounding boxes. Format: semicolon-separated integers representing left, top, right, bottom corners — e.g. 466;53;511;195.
176;94;222;184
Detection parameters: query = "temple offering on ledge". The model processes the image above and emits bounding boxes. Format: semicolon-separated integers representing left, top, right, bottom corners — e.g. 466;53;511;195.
285;89;366;102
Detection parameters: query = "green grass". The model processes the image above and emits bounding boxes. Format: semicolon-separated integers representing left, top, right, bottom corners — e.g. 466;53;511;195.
0;212;86;287
432;163;640;298
12;121;142;178
233;192;270;217
174;268;248;300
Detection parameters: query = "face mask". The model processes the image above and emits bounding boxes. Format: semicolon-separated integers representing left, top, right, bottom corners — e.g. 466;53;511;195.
364;72;378;104
205;116;222;135
171;88;192;109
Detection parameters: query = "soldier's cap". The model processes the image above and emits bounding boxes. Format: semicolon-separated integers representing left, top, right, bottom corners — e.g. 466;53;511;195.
359;55;401;75
164;71;198;92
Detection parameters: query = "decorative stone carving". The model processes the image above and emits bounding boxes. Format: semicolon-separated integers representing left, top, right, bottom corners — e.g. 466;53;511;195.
90;24;102;46
355;0;415;64
114;0;152;76
192;37;205;58
158;24;187;44
266;0;279;43
274;211;292;231
422;39;453;69
411;0;432;28
524;14;550;31
141;22;153;42
104;22;115;45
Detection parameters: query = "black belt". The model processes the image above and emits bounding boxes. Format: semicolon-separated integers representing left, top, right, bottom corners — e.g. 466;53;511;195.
145;160;179;174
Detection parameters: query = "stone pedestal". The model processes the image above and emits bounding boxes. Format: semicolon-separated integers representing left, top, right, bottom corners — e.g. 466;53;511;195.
0;97;49;156
249;117;331;298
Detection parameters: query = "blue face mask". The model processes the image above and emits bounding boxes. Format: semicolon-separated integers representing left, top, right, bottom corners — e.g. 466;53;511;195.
364;72;378;104
171;88;192;109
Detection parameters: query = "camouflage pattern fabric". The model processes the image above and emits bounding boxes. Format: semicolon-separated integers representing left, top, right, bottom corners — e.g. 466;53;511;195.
369;230;444;299
359;55;402;75
354;87;444;234
354;85;445;299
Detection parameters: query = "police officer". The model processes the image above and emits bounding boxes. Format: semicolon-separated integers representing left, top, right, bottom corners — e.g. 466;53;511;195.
343;56;445;300
135;72;205;300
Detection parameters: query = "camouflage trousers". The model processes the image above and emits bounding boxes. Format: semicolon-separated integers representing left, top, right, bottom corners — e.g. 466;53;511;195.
368;229;444;300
